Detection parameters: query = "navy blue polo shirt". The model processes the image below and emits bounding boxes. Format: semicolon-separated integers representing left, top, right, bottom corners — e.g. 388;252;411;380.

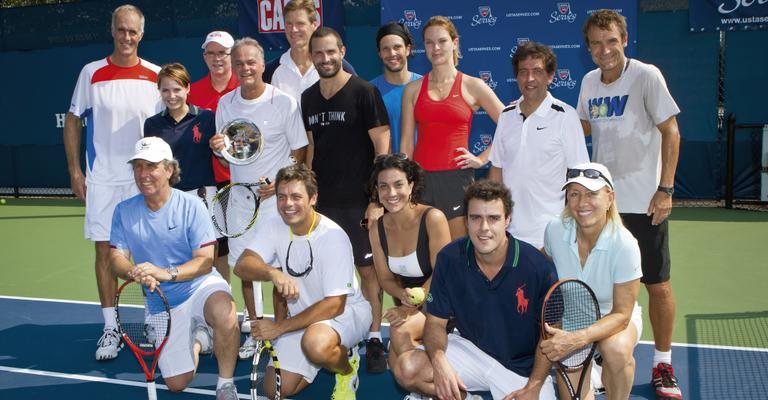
143;105;217;191
425;234;558;377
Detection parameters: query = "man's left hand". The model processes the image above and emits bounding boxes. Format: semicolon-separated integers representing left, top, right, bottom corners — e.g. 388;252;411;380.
251;318;282;341
647;190;672;225
503;384;541;400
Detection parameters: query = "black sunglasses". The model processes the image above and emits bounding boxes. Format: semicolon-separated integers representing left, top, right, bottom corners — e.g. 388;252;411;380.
285;240;313;277
566;168;613;189
374;153;408;163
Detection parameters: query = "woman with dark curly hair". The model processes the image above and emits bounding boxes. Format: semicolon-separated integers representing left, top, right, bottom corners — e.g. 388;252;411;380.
367;154;451;372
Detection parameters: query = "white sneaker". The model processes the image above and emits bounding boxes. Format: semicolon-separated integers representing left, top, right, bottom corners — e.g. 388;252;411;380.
238;335;258;360
403;393;433;400
591;356;605;394
215;381;239;400
193;321;213;355
95;328;123;361
241;308;251;333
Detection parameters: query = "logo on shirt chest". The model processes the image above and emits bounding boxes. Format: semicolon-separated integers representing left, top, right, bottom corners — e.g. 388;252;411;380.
516;284;529;314
308;111;346;127
588;95;629;120
192;123;202;143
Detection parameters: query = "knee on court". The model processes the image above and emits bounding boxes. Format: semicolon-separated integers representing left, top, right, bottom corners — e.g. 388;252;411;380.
393;349;429;386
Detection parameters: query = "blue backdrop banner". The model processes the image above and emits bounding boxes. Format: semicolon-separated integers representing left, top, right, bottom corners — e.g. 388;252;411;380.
380;1;637;159
690;0;768;32
238;0;346;52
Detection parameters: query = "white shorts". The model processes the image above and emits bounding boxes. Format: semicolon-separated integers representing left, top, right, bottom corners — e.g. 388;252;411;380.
630;304;643;343
84;181;138;241
227;202;281;266
185;186;222;239
271;298;371;383
156;272;232;378
442;334;557;400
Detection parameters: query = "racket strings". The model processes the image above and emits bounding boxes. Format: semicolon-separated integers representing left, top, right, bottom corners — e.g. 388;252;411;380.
117;285;169;350
543;281;599;369
211;185;259;237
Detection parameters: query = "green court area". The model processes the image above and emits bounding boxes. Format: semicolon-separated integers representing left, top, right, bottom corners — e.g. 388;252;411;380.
1;197;767;347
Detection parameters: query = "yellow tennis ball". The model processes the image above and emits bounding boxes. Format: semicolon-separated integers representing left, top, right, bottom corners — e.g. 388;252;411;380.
407;287;426;305
0;198;6;204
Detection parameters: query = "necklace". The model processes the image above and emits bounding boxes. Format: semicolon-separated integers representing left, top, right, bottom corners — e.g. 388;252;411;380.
289;209;318;240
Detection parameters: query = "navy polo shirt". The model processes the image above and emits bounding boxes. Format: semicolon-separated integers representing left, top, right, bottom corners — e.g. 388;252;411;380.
143;105;217;191
425;234;558;377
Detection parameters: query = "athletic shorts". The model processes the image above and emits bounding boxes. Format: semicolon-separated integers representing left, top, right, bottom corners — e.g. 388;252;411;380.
271;298;371;383
316;205;373;267
422;169;474;220
156;271;232;378
85;181;139;241
228;202;281;266
620;213;671;284
418;333;557;399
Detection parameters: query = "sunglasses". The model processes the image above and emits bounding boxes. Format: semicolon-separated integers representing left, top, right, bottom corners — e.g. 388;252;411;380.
285;239;313;277
566;168;613;190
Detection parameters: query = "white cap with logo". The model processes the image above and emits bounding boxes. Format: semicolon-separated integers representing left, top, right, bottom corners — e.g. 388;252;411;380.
128;137;174;163
562;162;614;192
201;31;235;49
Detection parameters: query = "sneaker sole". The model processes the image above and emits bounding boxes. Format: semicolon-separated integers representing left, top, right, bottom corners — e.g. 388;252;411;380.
95;342;124;361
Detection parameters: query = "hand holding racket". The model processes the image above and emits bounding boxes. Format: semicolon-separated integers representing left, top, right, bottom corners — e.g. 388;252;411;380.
540;279;600;400
210;178;270;238
250;282;282;400
115;281;171;400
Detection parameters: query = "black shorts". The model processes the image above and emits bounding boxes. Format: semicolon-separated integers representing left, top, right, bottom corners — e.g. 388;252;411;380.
422;169;474;220
621;213;671;284
317;205;373;267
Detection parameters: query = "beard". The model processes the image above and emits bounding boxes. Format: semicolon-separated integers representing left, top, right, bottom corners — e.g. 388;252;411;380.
316;60;342;78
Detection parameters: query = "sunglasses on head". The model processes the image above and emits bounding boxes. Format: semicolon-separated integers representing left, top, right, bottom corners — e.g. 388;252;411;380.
566;168;613;189
374;153;408;163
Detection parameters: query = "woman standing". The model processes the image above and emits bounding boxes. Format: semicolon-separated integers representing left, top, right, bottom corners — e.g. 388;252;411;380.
541;162;643;400
400;15;504;239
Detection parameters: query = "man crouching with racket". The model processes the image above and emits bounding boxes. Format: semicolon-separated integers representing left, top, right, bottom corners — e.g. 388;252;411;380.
395;180;558;400
541;162;643;400
234;164;371;400
111;137;240;400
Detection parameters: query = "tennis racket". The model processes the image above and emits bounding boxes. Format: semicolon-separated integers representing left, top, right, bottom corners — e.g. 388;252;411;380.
115;280;171;400
541;279;600;400
219;118;264;165
209;179;269;238
250;283;282;400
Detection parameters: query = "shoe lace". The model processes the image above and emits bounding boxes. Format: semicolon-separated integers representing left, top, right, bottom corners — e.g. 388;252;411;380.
98;329;120;347
655;364;678;387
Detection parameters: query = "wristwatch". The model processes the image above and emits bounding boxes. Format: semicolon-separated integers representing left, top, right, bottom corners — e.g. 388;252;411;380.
168;266;179;282
657;185;674;196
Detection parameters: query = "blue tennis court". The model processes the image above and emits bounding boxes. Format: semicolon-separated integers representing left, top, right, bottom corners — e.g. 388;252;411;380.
3;296;767;399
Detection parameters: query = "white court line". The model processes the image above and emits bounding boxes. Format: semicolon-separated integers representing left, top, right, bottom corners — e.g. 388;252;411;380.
3;295;768;353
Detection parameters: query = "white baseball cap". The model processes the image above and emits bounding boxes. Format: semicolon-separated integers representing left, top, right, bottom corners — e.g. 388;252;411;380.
201;31;234;49
128;137;173;163
562;162;614;191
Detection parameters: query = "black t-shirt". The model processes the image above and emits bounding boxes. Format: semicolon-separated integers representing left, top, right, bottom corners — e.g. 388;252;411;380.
301;76;389;207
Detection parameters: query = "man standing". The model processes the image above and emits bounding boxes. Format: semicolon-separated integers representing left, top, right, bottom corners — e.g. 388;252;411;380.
301;27;390;374
394;180;557;400
577;10;682;400
111;137;240;399
487;42;588;250
234;164;371;399
264;0;356;100
63;4;161;361
210;37;308;360
370;22;422;154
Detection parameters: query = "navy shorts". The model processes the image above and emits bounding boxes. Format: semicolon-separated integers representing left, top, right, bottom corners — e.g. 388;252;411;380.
621;213;671;284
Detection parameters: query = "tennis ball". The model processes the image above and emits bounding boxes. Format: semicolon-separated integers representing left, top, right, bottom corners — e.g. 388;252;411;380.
0;198;5;204
407;287;426;305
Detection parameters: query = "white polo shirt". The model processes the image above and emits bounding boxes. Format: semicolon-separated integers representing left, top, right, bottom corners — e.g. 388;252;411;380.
270;51;320;101
488;92;589;248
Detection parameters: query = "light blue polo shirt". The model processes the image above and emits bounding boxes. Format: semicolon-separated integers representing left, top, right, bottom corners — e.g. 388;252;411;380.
544;218;642;317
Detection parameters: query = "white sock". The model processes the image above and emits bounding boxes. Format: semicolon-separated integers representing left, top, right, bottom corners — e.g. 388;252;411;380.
653;349;672;365
367;331;382;341
102;307;117;329
216;377;233;389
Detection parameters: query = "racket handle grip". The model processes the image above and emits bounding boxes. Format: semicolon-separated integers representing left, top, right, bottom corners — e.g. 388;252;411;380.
147;381;157;400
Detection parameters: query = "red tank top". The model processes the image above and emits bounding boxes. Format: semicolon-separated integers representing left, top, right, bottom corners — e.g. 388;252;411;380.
413;72;473;171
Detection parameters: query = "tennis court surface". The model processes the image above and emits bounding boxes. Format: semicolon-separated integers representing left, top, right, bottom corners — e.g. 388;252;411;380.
2;296;767;399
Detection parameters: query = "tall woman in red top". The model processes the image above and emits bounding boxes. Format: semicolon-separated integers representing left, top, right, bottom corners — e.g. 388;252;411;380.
401;16;503;239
